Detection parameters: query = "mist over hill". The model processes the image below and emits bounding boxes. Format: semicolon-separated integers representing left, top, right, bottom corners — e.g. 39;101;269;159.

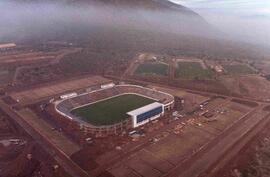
1;0;269;59
9;0;200;15
1;0;213;41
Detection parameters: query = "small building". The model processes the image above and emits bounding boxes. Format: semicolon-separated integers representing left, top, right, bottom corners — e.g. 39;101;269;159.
0;43;16;50
101;83;115;89
127;102;164;128
214;65;224;73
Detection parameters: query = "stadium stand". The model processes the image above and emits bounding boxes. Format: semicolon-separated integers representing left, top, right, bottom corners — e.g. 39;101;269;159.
53;85;174;135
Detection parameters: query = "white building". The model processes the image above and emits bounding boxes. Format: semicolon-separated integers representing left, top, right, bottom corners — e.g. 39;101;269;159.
60;92;78;100
127;102;164;128
101;83;115;89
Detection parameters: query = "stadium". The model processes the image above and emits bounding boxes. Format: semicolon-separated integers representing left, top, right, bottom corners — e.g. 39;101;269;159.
53;84;174;134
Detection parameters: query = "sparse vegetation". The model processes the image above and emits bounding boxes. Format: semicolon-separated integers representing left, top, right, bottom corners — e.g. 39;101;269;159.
231;99;258;108
265;74;270;81
240;139;270;177
176;61;214;80
59;49;134;76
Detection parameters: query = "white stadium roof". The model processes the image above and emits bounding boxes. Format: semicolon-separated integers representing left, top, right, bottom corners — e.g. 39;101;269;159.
127;102;163;117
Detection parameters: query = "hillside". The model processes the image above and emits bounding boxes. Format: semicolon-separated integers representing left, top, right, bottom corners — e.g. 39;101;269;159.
86;0;199;14
12;0;199;15
5;0;269;60
5;0;212;41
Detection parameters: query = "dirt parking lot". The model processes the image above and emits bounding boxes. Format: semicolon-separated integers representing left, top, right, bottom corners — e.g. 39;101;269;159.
83;98;254;177
10;76;111;105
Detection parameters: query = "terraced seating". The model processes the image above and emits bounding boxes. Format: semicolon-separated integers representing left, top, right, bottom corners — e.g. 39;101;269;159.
55;84;174;123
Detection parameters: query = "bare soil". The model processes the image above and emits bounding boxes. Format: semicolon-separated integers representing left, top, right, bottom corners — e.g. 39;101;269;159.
221;75;270;100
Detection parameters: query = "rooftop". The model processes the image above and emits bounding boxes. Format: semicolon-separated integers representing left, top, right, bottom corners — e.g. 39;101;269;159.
127;102;163;116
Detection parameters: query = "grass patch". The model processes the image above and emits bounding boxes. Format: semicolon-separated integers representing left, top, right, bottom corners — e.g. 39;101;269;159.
223;64;256;75
71;94;155;126
231;99;258;108
135;62;168;76
176;62;214;80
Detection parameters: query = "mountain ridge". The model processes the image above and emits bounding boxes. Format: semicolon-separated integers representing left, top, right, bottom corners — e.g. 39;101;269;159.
10;0;201;16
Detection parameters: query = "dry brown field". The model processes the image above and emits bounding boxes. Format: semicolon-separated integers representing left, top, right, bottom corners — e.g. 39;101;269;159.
10;76;111;105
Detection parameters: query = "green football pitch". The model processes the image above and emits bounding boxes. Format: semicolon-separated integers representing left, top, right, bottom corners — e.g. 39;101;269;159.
223;64;256;75
135;63;168;76
71;94;155;126
176;62;214;80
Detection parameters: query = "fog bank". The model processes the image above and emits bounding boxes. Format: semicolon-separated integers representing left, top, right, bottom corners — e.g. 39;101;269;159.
0;1;269;48
0;1;209;42
202;13;270;47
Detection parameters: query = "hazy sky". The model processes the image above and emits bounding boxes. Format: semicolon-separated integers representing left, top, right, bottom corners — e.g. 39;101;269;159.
170;0;270;18
170;0;270;46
